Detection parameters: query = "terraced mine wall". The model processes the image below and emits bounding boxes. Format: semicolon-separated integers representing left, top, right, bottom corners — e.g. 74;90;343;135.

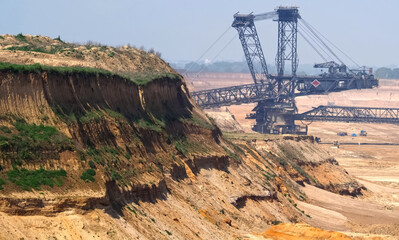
0;64;367;239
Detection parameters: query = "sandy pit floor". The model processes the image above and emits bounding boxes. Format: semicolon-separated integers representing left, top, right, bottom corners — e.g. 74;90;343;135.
188;73;399;238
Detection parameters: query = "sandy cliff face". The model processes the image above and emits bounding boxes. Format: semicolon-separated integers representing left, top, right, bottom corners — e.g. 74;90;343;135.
0;70;191;126
255;136;365;196
0;67;367;239
0;36;376;239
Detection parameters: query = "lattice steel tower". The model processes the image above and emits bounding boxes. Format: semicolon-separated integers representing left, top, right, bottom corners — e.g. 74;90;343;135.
232;14;269;84
275;7;300;77
253;7;301;134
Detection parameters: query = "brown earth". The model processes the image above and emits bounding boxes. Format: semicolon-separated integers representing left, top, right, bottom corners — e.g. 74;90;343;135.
188;72;399;239
0;39;373;239
0;36;397;239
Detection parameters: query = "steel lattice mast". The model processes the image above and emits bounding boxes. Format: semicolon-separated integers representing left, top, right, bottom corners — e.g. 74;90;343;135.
232;14;269;84
275;7;300;77
275;7;300;104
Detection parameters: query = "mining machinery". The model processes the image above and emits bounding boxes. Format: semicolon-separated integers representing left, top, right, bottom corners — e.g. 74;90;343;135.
191;6;395;134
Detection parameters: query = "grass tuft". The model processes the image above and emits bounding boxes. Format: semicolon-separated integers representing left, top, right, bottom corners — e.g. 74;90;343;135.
80;169;96;182
88;160;96;169
7;167;67;191
174;137;190;156
0;125;11;133
15;33;27;42
108;51;115;57
134;118;163;132
0;120;73;163
0;178;5;190
0;62;181;86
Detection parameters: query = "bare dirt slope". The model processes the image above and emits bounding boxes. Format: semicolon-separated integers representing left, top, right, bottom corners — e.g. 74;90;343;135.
0;39;375;239
190;72;399;239
205;109;245;133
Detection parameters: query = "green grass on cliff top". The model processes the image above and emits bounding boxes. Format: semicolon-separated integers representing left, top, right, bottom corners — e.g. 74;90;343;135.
0;62;181;85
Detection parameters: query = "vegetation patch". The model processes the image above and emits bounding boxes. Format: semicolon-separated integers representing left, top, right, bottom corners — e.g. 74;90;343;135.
83;146;123;167
254;163;275;180
7;168;67;190
88;160;96;169
181;115;214;130
277;157;287;167
121;72;181;86
225;139;245;155
254;148;275;168
103;146;119;156
0;178;5;190
375;67;399;79
271;220;282;225
78;110;103;124
0;62;181;86
126;206;137;216
0;119;73;164
80;169;96;182
53;35;63;42
7;45;47;53
0;125;11;133
86;147;100;157
53;107;126;125
0;62;114;77
110;170;122;181
174;137;190;156
15;33;27;42
134;118;163;132
80;145;133;184
222;146;241;163
108;51;115;57
104;108;124;119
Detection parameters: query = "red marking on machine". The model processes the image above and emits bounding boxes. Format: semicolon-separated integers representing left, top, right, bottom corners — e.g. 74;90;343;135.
312;79;320;87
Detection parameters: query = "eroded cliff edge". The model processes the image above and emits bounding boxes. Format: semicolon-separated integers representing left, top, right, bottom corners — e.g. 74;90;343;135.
0;61;366;239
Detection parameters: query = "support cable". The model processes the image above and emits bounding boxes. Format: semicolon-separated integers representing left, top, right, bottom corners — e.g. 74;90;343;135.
189;33;238;82
301;19;361;68
183;25;233;75
298;26;327;62
299;19;345;65
298;22;334;61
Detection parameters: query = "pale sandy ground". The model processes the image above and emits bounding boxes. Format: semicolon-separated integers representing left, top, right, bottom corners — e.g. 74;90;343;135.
295;80;399;238
188;73;399;239
297;184;399;239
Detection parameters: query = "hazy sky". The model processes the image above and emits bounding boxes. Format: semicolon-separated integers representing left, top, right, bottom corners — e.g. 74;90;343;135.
1;0;398;68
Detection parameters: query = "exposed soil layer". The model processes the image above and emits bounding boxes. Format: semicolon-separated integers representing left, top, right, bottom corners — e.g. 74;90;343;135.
0;39;396;238
0;69;364;238
188;72;399;239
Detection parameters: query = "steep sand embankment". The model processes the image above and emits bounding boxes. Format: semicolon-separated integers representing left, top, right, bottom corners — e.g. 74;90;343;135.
0;36;391;238
0;67;368;239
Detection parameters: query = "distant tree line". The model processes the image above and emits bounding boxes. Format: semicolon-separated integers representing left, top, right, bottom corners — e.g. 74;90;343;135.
183;61;251;73
180;61;277;74
176;61;399;78
374;67;399;79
